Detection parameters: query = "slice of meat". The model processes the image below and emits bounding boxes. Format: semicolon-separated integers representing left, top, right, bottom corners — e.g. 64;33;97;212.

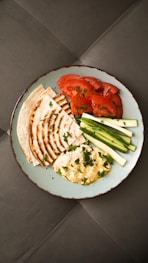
54;93;72;117
17;84;82;167
28;94;82;167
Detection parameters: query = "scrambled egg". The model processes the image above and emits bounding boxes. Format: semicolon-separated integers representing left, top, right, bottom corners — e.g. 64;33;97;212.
53;144;112;185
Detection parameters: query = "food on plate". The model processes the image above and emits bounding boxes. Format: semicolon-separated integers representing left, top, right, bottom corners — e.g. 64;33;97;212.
81;76;102;90
17;72;138;186
70;96;93;115
17;85;56;165
57;74;123;118
91;95;118;118
80;113;137;166
53;144;112;185
17;85;83;167
28;94;82;167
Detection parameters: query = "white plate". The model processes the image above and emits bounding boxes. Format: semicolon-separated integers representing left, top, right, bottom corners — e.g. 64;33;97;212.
10;65;144;199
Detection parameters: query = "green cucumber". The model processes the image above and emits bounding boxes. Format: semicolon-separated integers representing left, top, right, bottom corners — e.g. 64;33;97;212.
81;118;130;145
80;124;128;153
93;117;138;127
82;113;134;136
80;116;136;153
79;113;137;166
84;133;127;166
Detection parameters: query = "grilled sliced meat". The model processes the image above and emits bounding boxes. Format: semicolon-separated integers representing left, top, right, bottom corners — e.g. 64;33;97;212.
28;93;82;167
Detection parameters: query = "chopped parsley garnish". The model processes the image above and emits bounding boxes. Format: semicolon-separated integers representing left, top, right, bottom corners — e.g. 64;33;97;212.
62;166;69;171
98;152;106;159
75;86;80;92
67;145;79;152
77;168;83;173
63;132;72;142
77;104;87;110
83;139;91;145
74;114;81;125
80;88;87;97
57;169;62;175
82;147;94;167
105;155;113;164
82;177;88;185
103;161;109;168
98;152;112;162
49;101;53;107
98;152;113;166
42;154;48;162
99;106;106;110
75;158;80;164
98;170;105;177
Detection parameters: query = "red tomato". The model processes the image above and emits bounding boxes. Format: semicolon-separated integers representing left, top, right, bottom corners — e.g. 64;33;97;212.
102;82;119;97
70;97;93;115
57;74;81;90
81;76;102;91
91;95;118;117
59;78;95;99
110;94;123;118
57;74;123;118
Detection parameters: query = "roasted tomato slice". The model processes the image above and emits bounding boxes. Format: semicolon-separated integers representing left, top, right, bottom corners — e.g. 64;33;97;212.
57;74;123;118
102;82;119;97
81;76;102;91
110;94;123;118
91;94;118;117
59;78;95;99
70;96;93;115
57;74;81;91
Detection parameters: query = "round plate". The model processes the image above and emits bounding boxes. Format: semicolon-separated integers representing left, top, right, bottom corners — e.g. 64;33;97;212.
10;65;144;199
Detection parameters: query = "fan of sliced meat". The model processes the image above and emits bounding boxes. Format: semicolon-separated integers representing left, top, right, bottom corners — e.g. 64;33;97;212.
17;85;83;167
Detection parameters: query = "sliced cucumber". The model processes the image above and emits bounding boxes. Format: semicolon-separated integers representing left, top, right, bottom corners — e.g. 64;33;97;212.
79;113;137;166
127;144;136;152
80;117;136;152
95;117;138;127
82;113;134;136
119;134;131;144
80;122;128;153
84;133;127;167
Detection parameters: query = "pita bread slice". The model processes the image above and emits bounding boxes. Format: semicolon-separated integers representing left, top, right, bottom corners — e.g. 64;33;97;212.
28;94;82;167
17;85;57;165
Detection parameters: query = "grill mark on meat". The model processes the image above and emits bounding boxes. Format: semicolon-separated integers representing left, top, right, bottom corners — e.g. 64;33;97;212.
53;111;70;151
17;85;83;167
42;113;58;161
54;94;72;117
37;117;53;164
29;100;48;167
47;111;61;155
48;110;67;153
28;93;82;167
